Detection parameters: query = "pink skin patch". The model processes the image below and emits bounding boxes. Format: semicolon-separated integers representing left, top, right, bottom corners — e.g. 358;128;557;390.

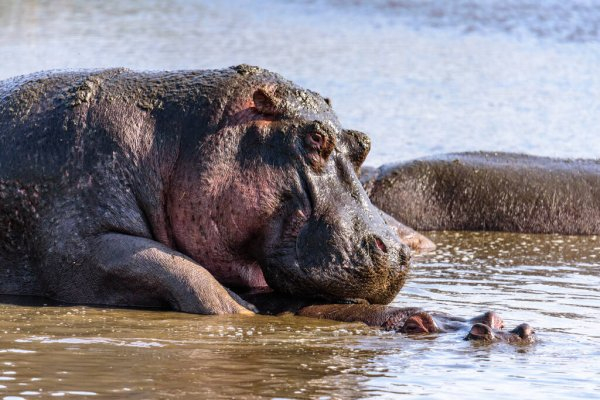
168;119;292;289
375;237;387;253
228;86;279;127
228;107;275;127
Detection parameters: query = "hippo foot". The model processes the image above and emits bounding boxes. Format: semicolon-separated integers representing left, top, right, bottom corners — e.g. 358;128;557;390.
465;323;536;344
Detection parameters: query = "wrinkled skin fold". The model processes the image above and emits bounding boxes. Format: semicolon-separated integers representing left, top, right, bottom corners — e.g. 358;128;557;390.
0;66;411;314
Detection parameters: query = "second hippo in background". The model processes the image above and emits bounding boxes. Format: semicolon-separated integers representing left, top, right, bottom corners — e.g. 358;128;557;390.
363;152;600;234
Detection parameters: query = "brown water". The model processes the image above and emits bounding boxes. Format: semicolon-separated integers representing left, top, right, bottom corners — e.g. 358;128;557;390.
1;1;600;398
1;232;599;399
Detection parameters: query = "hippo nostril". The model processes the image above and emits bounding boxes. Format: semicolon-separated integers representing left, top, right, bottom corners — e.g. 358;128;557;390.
374;236;387;253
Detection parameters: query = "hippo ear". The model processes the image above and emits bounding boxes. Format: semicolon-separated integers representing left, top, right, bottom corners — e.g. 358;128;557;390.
253;89;280;116
343;129;371;173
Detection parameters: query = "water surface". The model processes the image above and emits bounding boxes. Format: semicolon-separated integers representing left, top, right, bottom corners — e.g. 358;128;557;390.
0;232;598;399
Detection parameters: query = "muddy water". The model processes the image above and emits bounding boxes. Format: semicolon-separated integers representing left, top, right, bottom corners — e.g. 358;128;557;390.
0;233;599;399
1;0;600;398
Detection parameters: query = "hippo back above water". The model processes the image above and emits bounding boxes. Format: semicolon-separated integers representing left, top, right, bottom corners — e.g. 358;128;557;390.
364;152;600;234
0;66;410;314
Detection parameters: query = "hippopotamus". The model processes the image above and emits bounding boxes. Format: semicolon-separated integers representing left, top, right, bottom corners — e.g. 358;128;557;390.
465;322;535;344
395;309;535;343
240;290;535;343
0;65;415;315
363;152;600;234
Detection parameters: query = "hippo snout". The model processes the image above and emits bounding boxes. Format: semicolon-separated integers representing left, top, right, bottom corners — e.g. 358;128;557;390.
367;234;410;263
358;235;411;305
465;322;536;344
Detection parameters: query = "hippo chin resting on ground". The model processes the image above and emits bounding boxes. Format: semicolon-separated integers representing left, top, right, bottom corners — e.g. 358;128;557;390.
0;65;420;315
363;152;600;234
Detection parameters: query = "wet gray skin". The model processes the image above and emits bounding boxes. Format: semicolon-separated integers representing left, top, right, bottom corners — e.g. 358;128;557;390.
293;305;505;333
0;65;411;314
363;152;600;234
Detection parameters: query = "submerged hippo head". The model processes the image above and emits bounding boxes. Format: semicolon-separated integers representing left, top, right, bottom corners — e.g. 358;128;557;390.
168;65;410;304
465;323;536;344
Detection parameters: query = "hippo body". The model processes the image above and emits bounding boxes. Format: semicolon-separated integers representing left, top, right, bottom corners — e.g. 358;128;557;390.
364;152;600;234
0;66;411;314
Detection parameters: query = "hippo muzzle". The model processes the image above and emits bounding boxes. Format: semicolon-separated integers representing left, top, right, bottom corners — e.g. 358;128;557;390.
257;136;411;304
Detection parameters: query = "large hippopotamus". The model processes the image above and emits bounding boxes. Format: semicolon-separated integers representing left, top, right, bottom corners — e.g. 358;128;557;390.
363;152;600;234
0;65;414;315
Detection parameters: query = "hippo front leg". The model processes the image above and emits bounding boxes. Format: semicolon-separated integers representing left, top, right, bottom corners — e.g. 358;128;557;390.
69;233;254;315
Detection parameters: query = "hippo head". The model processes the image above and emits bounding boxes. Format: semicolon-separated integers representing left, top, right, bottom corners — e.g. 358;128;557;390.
168;65;410;304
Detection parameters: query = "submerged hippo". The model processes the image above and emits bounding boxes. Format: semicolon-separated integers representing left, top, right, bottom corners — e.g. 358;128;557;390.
465;322;535;344
242;291;535;343
0;66;414;314
363;152;600;234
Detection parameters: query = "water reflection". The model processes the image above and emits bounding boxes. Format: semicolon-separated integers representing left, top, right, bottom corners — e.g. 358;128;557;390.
0;306;391;398
403;232;600;339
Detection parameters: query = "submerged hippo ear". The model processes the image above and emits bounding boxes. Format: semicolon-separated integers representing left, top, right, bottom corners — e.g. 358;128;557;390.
343;129;371;173
253;89;280;116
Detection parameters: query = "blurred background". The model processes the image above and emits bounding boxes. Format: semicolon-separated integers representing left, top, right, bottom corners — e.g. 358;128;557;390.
1;0;599;166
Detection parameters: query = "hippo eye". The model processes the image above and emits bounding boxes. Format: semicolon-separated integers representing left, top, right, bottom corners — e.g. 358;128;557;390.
303;130;334;171
305;132;324;150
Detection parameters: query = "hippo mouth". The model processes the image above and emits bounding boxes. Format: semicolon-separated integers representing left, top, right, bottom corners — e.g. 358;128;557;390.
257;210;408;305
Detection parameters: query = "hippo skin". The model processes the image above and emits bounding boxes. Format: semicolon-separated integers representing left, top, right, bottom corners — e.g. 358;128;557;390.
363;152;600;234
0;66;416;315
